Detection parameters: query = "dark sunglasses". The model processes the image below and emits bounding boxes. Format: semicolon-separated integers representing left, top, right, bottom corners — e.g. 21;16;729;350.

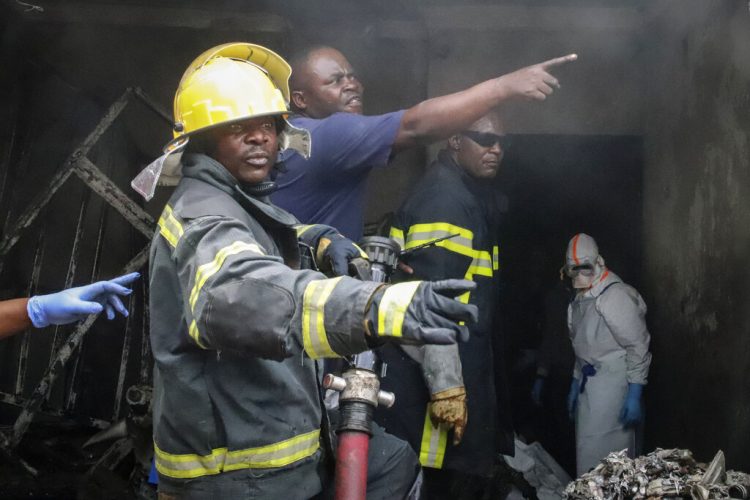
461;130;511;149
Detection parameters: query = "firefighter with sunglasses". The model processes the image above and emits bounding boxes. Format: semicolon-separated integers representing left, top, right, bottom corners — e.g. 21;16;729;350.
375;111;513;498
564;233;652;475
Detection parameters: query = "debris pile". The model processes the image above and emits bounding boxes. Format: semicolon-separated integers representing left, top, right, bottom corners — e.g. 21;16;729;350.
563;448;750;499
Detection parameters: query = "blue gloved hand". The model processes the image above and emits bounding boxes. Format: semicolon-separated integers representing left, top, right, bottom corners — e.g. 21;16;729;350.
27;272;140;328
619;383;644;427
319;235;368;277
567;378;580;421
531;377;545;406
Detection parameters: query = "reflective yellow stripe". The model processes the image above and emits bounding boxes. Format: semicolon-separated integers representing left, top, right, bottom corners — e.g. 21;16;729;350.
187;240;264;348
493;245;499;271
403;222;493;279
389;227;405;248
419;403;447;469
302;278;343;359
377;281;421;337
158;205;184;248
468;250;493;277
404;222;475;258
295;224;316;237
155;429;320;479
189;241;265;309
188;320;207;349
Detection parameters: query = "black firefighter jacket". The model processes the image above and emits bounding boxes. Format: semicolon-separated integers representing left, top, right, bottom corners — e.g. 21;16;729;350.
148;153;382;496
375;151;514;477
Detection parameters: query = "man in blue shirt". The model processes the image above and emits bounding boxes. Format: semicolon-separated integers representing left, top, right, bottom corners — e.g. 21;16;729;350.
272;46;577;239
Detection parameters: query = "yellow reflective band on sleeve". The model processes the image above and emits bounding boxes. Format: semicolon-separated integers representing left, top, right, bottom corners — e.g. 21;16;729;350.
377;281;421;337
189;241;265;310
188;320;208;349
493;245;499;271
295;224;315;237
419;403;447;469
158;205;184;248
302;277;344;359
186;240;264;348
154;429;320;479
389;227;405;248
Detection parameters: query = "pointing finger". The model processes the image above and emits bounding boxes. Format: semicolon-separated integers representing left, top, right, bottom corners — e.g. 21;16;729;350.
539;53;578;70
110;272;141;287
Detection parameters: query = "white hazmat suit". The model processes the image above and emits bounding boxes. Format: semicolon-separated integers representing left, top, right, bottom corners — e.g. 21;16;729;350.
565;233;652;475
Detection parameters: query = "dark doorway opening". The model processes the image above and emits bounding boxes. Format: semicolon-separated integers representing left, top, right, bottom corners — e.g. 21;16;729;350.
496;134;644;475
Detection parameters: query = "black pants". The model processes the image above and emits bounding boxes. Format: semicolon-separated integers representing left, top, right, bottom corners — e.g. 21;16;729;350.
157;422;420;500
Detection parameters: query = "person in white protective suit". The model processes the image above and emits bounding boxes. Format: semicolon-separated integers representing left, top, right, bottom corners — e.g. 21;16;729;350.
564;233;652;476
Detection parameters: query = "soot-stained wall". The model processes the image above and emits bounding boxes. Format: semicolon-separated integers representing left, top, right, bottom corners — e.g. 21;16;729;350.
642;0;750;468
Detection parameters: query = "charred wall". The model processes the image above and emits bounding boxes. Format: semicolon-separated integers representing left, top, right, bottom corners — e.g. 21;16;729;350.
642;0;750;469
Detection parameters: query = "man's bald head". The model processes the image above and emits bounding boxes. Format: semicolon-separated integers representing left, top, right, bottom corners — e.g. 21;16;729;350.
289;46;364;118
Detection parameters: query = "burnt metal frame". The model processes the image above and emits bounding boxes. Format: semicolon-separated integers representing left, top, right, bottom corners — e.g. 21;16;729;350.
0;87;169;459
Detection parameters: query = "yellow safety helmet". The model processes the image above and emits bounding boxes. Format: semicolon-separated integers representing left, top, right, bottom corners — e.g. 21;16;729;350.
178;42;292;104
131;43;311;201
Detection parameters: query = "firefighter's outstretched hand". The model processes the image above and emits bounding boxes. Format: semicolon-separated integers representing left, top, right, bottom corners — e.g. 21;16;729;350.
366;279;477;345
497;53;578;101
430;387;468;445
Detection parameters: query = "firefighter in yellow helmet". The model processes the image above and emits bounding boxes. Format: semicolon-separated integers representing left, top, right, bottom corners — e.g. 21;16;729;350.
135;43;478;499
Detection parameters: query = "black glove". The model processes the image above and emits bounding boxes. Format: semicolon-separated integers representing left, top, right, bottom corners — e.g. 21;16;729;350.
317;235;368;277
366;279;477;345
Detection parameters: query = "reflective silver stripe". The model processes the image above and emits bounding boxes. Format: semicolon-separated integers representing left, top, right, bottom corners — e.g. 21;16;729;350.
404;222;474;258
468;250;493;277
158;204;184;248
302;278;342;359
155;429;321;479
389;227;405;248
493;245;499;271
418;403;447;468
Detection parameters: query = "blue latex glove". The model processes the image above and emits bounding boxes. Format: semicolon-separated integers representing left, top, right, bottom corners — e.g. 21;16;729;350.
619;383;644;427
27;272;140;328
567;378;580;420
148;458;159;485
320;235;368;276
531;377;545;406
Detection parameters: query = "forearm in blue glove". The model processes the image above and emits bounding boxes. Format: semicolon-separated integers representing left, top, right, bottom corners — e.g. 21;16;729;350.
567;378;580;420
365;279;477;345
619;383;644;427
26;272;140;328
317;235;368;277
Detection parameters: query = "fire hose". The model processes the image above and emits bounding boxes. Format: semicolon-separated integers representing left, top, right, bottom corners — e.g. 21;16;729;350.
323;234;459;500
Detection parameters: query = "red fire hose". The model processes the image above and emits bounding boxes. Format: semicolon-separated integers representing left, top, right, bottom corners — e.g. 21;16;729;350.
334;431;370;500
324;369;395;500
